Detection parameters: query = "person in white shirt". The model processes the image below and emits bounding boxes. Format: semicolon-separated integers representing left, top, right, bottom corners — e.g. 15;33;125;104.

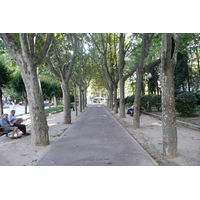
8;110;30;136
0;114;20;139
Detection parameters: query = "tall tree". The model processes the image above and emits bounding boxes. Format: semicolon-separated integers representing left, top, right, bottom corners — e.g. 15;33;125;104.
118;33;129;117
133;34;149;128
0;33;53;146
118;33;161;118
46;33;77;124
132;34;161;128
72;41;93;112
161;33;178;158
90;33;119;112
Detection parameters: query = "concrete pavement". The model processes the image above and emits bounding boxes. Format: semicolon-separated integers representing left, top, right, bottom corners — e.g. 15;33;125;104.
35;104;158;166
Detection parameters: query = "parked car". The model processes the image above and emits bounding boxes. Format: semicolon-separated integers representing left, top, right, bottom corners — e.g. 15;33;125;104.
19;101;24;105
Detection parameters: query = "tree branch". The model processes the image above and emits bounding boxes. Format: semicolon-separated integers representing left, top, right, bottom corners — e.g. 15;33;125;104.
144;58;161;72
0;33;22;61
89;33;104;55
123;58;161;82
20;34;32;63
66;33;77;82
28;33;36;56
36;33;54;63
46;55;61;80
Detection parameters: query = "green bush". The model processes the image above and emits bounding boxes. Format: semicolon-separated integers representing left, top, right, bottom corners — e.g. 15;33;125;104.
141;95;151;109
175;92;198;116
151;95;161;111
125;94;161;110
194;92;200;105
125;95;135;106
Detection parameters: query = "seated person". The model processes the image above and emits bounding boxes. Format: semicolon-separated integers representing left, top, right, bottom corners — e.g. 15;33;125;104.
70;104;75;111
8;110;30;136
127;103;134;114
130;106;145;117
0;114;20;139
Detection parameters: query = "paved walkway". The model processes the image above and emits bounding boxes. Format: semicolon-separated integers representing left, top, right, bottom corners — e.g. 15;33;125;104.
35;104;158;166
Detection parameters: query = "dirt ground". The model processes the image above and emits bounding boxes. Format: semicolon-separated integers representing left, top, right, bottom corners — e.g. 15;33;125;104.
0;105;199;166
0;110;81;166
110;110;200;166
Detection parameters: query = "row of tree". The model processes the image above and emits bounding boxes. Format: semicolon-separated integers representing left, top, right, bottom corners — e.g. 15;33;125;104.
0;34;91;146
0;33;199;159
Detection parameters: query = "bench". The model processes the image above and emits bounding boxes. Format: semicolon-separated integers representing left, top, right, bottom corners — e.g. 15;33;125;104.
0;126;10;137
129;107;145;117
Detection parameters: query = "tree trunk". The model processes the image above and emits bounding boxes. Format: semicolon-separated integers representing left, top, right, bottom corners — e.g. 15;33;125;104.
24;96;28;114
0;89;3;116
74;83;78;116
53;96;57;107
119;33;126;118
85;90;87;108
79;85;83;112
133;67;144;128
21;63;49;146
161;33;178;158
106;93;110;108
109;88;114;110
119;78;126;118
83;89;87;108
113;84;118;113
133;33;148;129
61;81;71;124
82;90;85;110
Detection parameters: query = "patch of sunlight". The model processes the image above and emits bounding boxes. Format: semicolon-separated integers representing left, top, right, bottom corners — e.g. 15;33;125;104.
48;122;58;126
152;122;162;126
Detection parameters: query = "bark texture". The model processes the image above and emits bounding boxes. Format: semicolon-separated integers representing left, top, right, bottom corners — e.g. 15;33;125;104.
0;89;3;116
119;33;126;118
161;33;178;158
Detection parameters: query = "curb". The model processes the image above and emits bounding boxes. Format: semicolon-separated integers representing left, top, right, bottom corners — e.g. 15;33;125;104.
46;109;63;117
144;112;200;131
